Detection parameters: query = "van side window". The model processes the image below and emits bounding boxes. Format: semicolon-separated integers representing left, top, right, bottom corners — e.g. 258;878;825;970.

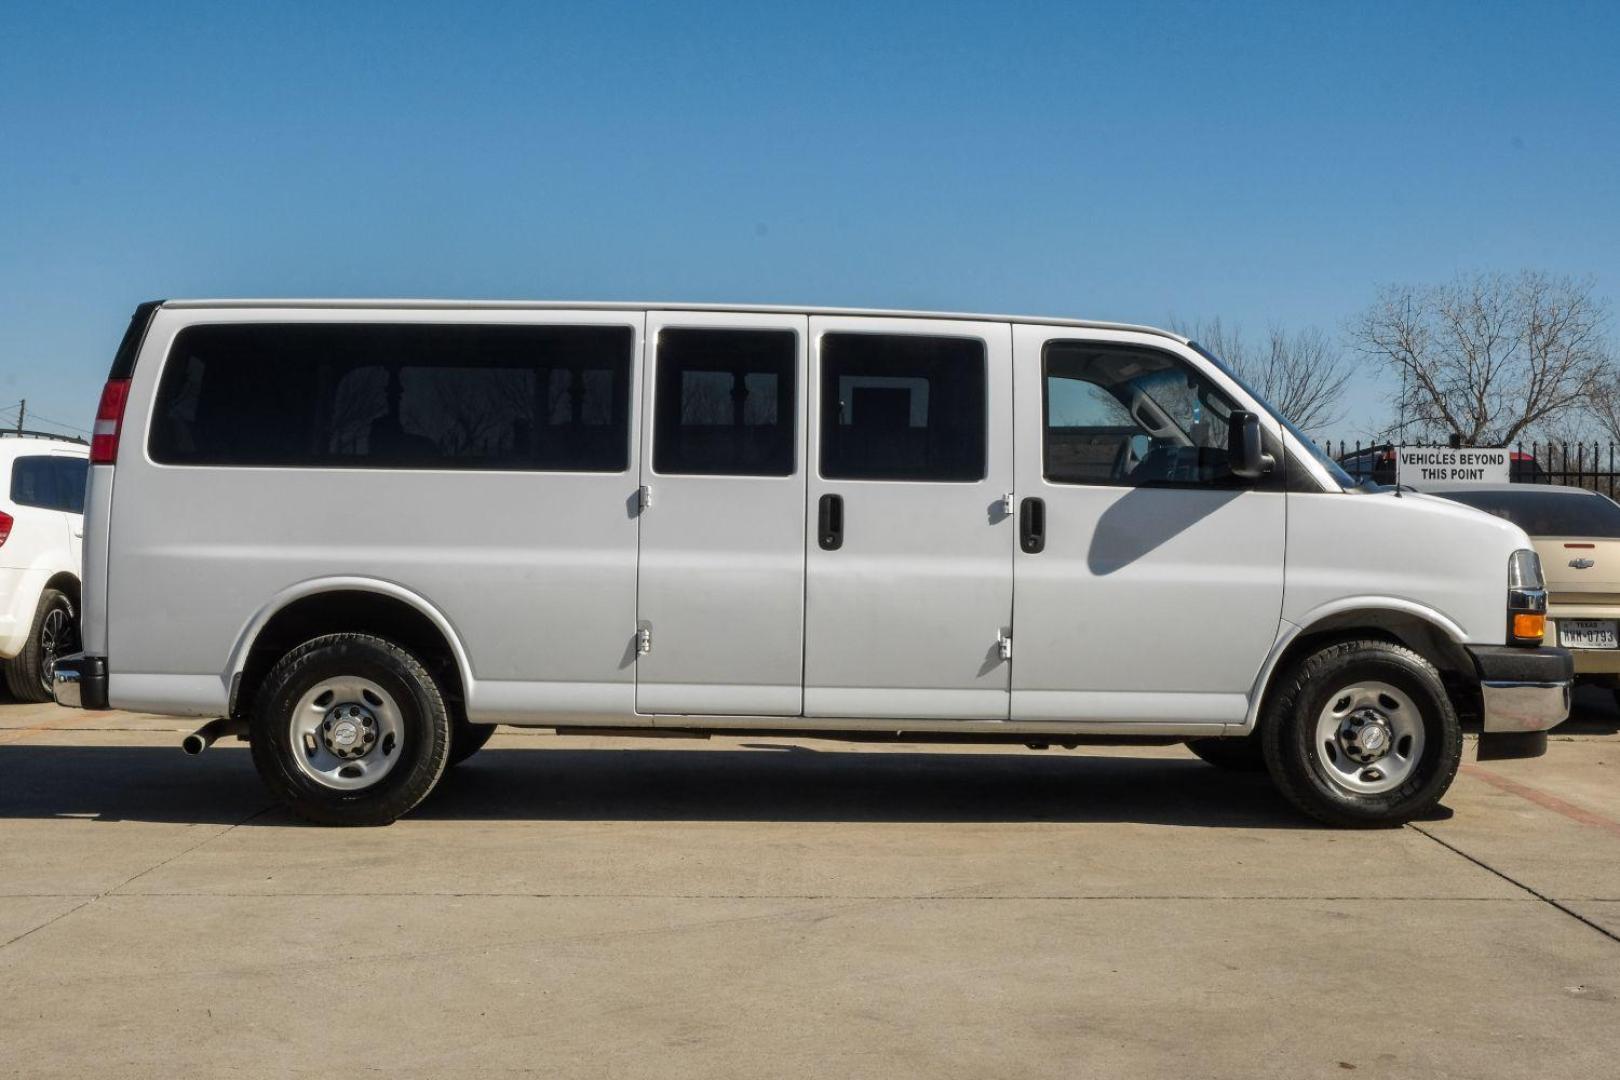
9;456;87;512
652;329;796;476
148;324;634;471
1044;341;1242;488
819;334;986;482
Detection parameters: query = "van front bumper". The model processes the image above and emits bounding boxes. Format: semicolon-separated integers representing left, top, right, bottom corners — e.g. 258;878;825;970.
1467;645;1572;759
51;653;109;710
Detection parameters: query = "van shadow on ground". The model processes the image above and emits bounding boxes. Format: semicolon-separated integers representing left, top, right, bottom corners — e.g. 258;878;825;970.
0;742;1362;830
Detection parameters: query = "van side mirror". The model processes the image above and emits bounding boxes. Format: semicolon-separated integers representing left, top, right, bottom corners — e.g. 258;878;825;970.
1228;411;1275;480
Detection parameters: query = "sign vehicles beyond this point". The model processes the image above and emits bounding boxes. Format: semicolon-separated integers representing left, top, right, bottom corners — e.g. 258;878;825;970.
1396;447;1510;489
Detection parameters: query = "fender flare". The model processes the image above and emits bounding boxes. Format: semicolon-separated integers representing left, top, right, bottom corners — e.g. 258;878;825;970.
223;576;477;705
1240;596;1470;733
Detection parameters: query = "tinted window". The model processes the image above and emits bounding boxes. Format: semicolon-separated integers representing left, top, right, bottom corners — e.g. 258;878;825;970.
55;457;87;512
653;329;796;476
9;456;87;513
149;323;634;471
1044;341;1243;487
819;334;985;482
1435;489;1620;538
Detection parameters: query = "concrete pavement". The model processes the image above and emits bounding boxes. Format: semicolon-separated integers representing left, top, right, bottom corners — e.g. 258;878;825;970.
2;695;1618;1078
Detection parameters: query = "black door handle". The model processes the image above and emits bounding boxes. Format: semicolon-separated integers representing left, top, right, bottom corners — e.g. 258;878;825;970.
818;493;844;551
1020;496;1045;554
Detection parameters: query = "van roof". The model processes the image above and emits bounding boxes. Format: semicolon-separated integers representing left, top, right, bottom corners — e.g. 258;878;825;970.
158;299;1189;344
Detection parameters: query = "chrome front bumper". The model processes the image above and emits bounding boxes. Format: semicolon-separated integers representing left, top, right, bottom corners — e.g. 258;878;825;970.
1467;645;1572;759
1479;679;1571;733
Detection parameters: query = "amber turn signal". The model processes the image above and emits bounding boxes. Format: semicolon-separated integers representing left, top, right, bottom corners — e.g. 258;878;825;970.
1512;612;1546;642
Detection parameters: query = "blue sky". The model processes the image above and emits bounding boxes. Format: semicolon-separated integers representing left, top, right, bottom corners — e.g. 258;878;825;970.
2;0;1616;442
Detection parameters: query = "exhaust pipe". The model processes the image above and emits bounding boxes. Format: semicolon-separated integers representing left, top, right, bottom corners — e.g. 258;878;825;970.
183;717;246;756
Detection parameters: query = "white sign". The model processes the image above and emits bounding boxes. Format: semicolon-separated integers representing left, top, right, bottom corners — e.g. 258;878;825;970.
1396;446;1510;488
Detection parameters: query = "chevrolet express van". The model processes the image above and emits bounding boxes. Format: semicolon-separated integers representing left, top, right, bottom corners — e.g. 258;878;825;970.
53;301;1572;827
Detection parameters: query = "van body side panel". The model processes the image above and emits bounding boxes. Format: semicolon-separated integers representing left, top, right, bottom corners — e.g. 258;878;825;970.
105;308;645;720
802;316;1015;720
1007;325;1286;725
634;312;809;716
1282;491;1523;646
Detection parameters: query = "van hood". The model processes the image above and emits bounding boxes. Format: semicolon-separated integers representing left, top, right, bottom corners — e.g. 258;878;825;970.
1396;489;1537;554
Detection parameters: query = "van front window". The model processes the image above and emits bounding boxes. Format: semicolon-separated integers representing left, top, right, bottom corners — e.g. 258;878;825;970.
1187;340;1356;490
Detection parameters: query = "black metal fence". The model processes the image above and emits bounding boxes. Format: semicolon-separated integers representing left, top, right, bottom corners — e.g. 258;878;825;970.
1326;440;1620;498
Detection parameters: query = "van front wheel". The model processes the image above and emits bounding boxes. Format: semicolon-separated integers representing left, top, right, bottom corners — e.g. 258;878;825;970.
1262;639;1462;827
249;634;451;826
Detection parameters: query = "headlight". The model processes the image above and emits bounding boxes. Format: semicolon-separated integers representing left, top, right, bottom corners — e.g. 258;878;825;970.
1508;549;1547;645
1509;549;1544;591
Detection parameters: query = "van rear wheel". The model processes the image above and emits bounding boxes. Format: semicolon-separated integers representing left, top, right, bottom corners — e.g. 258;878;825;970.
1262;639;1461;827
249;634;451;826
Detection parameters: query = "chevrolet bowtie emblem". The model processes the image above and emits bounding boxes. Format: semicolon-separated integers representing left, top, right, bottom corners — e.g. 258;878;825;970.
1570;558;1596;570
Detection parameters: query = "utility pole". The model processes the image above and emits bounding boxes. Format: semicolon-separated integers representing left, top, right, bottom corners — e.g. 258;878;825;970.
14;399;22;434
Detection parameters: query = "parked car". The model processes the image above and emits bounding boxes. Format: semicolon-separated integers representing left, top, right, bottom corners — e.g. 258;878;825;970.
1;432;87;701
1337;443;1544;485
1426;483;1620;697
53;301;1572;827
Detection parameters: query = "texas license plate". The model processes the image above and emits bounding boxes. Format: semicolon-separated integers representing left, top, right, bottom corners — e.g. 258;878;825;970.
1560;619;1619;649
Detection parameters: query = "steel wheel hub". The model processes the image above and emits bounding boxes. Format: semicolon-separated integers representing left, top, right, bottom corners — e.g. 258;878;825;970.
322;703;378;760
1313;681;1425;796
288;676;404;791
1338;708;1393;765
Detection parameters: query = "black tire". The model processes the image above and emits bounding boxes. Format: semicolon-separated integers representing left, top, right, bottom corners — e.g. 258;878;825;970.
3;588;77;703
1184;735;1268;772
249;634;451;826
447;717;497;767
1262;639;1462;827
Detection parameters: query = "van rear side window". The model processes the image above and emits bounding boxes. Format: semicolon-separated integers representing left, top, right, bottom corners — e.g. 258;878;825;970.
148;323;634;471
819;333;986;482
652;328;797;476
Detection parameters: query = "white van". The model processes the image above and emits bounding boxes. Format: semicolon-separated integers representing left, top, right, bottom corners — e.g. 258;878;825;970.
53;301;1571;827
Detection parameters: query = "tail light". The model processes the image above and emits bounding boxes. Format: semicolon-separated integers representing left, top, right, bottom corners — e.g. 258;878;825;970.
90;379;132;464
0;510;11;547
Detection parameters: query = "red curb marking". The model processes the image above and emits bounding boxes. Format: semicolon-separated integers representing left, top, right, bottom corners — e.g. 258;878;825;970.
0;716;77;745
1462;764;1620;840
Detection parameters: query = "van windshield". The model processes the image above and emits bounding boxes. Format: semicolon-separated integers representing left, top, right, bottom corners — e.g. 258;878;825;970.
1187;340;1357;490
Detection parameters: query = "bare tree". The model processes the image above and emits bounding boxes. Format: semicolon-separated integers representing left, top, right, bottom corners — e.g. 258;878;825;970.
1350;271;1612;446
1169;316;1352;434
1580;374;1620;450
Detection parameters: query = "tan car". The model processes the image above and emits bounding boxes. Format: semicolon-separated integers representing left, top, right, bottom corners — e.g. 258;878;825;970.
1429;483;1620;689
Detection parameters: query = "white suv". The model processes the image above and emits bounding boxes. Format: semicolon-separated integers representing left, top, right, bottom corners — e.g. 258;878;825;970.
0;433;87;701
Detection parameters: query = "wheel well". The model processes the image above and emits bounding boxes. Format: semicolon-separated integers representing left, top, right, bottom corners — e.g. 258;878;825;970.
233;590;465;721
1255;611;1480;731
44;573;80;613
